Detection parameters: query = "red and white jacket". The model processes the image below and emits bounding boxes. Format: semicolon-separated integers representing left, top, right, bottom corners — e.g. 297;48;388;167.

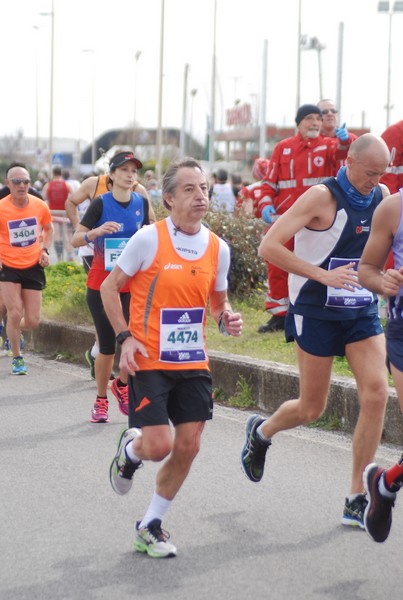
261;132;350;215
380;120;403;194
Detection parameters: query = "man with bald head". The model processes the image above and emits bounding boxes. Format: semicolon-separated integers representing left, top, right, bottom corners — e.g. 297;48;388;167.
241;134;391;530
0;164;53;375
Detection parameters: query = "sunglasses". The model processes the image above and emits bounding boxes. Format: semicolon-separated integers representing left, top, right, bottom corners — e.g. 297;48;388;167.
10;178;30;185
321;109;338;115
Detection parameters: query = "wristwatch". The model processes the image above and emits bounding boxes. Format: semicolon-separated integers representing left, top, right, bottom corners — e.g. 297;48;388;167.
115;330;132;345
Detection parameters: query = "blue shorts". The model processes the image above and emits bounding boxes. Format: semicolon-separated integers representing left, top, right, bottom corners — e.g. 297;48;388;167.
386;319;403;372
285;312;383;357
128;369;213;428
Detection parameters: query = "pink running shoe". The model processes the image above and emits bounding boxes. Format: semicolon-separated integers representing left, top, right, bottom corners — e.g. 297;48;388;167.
111;378;129;416
91;398;109;423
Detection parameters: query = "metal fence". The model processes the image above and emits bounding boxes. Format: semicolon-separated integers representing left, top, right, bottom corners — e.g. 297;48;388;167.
49;210;78;263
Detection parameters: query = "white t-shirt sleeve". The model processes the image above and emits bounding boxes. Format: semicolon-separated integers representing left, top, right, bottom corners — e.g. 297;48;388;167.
215;238;230;291
116;224;158;276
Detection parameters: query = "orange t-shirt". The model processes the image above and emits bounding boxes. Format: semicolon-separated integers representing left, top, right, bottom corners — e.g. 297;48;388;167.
128;220;220;371
0;194;52;268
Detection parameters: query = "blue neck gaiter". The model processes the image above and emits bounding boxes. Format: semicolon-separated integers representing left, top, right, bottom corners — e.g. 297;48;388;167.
336;166;375;211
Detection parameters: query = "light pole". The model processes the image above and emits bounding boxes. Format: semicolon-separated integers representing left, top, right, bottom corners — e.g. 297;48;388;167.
40;0;55;175
132;50;141;150
300;35;326;100
189;88;197;156
209;0;217;168
155;0;165;182
296;0;302;111
378;1;403;127
33;25;40;161
180;63;189;156
82;49;95;166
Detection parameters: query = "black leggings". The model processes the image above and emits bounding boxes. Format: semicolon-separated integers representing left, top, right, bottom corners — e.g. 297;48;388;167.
86;287;130;355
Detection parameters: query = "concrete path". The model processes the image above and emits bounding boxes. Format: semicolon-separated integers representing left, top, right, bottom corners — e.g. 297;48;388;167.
1;352;402;599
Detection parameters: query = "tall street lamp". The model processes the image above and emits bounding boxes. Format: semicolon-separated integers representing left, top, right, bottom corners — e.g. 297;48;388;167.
132;50;141;150
189;88;197;156
33;25;40;161
209;0;217;168
155;0;165;182
40;0;55;175
378;1;403;127
83;49;96;165
300;34;326;100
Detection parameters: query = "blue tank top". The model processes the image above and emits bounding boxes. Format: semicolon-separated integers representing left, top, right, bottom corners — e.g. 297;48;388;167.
92;191;145;259
288;177;383;321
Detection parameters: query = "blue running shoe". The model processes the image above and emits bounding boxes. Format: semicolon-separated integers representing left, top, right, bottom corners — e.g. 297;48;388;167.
341;494;367;529
241;414;271;482
5;335;24;357
12;356;27;375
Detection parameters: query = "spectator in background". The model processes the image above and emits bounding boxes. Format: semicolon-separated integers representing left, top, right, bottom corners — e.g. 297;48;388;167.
210;168;236;214
237;159;274;219
63;169;80;194
33;171;47;192
230;173;243;209
42;166;74;261
318;99;357;172
143;169;156;185
145;178;162;204
380;120;403;194
256;104;354;334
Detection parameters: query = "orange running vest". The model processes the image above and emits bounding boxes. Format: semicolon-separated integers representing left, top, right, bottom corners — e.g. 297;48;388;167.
128;219;220;371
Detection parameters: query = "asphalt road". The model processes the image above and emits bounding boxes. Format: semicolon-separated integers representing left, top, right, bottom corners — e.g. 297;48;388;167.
1;351;402;600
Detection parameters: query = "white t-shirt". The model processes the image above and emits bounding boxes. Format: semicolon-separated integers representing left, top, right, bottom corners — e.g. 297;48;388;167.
211;183;236;213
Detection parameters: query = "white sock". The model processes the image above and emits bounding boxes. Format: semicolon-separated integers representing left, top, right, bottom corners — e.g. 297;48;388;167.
379;474;397;499
256;423;271;442
125;439;141;464
347;493;363;502
139;492;172;529
91;343;99;358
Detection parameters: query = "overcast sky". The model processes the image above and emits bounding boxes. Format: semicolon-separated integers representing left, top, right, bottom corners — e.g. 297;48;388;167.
2;0;402;147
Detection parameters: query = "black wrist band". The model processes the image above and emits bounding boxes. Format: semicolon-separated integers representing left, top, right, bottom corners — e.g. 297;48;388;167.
116;330;132;345
42;248;49;255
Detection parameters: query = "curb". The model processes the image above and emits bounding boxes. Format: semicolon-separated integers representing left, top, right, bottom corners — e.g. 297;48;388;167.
29;320;402;445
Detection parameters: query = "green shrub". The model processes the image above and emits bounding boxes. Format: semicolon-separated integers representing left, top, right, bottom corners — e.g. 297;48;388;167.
43;263;91;324
204;210;266;296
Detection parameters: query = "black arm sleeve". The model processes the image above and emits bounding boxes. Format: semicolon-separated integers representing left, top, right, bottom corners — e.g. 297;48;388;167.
143;197;150;225
80;196;103;229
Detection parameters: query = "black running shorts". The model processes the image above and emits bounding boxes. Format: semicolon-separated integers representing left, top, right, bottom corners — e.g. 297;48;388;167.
0;263;46;290
128;369;213;428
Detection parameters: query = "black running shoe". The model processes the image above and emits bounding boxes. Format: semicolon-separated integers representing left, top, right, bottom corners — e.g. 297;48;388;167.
341;494;367;529
241;414;271;482
363;463;396;543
